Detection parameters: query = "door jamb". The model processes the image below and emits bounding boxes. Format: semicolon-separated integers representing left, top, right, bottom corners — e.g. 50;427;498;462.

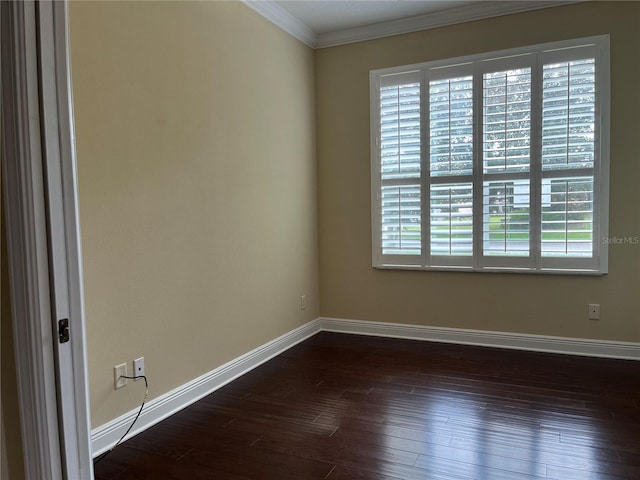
1;1;93;478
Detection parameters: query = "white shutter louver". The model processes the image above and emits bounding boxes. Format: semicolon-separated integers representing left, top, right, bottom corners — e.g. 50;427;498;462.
541;56;596;259
541;177;593;258
482;180;530;257
378;75;421;257
380;82;421;180
430;183;473;256
429;76;473;177
381;185;421;255
542;59;595;171
483;68;531;173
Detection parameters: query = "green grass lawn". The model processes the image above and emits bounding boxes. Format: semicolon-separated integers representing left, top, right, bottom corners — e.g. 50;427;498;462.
393;215;591;242
412;226;591;241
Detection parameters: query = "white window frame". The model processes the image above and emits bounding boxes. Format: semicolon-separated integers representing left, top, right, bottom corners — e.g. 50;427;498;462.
370;35;610;275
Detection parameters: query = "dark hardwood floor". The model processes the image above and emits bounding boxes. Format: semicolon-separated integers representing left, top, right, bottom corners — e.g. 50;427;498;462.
94;332;640;480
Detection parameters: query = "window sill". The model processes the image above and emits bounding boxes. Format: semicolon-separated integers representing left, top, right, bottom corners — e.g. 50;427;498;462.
373;264;606;276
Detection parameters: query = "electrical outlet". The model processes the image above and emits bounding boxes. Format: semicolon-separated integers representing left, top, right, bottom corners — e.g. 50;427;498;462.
301;295;307;310
114;363;127;389
133;357;145;380
588;304;600;320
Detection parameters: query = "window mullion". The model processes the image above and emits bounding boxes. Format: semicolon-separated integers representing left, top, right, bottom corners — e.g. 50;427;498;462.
421;69;430;267
370;73;382;267
592;40;608;272
530;54;543;270
472;62;483;270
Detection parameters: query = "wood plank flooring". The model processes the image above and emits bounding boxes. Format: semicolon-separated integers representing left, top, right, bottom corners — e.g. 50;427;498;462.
94;332;640;479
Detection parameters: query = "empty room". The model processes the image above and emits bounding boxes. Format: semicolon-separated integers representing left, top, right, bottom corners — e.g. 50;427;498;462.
1;1;639;479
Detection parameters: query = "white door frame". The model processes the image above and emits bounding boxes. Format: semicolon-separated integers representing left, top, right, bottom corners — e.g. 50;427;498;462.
2;1;93;478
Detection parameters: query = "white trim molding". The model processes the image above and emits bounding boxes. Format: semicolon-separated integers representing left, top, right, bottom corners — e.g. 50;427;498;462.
243;0;317;48
39;2;95;477
2;2;65;478
242;1;582;49
92;316;638;456
320;317;640;361
91;320;322;456
3;1;94;478
316;1;581;48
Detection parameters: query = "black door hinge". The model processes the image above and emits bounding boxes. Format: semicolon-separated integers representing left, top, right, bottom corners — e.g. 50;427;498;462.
58;318;70;343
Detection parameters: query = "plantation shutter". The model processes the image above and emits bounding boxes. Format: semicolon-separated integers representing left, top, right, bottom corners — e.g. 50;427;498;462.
427;65;474;267
478;55;536;269
539;44;602;271
370;36;608;274
374;71;422;265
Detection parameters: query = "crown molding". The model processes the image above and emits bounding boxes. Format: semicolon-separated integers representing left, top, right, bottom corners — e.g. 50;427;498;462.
244;1;583;50
317;1;583;48
243;0;317;48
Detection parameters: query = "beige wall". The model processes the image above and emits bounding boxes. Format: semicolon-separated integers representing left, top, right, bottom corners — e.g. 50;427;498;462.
316;1;640;342
69;1;318;427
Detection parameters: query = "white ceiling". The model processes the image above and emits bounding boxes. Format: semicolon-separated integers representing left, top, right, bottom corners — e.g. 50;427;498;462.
244;0;580;48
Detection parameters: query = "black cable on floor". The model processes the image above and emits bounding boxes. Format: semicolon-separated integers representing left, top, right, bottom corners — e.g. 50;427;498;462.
94;375;148;465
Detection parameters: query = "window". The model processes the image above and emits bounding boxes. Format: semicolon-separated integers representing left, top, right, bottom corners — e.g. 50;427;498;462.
370;36;609;274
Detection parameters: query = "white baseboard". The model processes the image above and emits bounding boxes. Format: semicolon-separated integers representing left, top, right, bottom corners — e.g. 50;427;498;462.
319;317;640;361
92;315;639;456
91;319;321;456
